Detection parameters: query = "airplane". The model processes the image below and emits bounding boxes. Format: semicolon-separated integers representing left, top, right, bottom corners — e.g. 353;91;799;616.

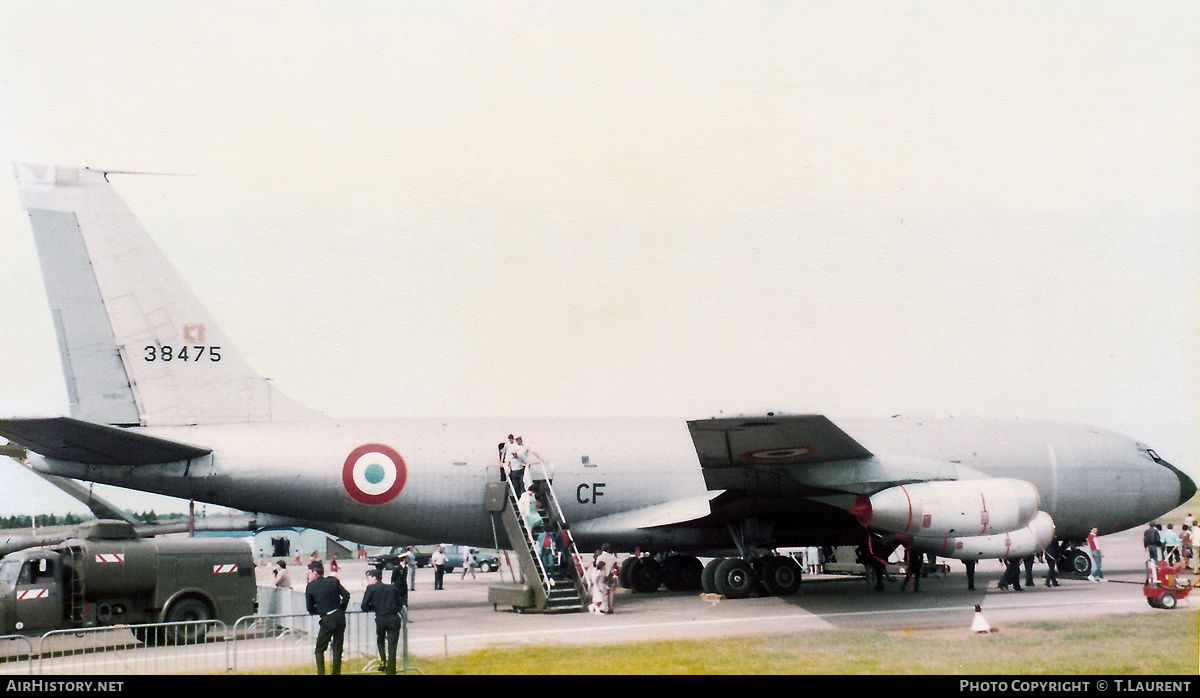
0;162;1193;599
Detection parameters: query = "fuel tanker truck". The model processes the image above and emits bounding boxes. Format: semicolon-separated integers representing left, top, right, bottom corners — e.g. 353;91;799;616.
0;520;256;642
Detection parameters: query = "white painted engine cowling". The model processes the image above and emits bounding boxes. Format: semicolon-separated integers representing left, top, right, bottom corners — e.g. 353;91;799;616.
866;478;1041;537
911;511;1056;560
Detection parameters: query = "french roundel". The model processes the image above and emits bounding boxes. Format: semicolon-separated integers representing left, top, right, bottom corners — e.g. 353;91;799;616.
342;444;406;505
739;446;822;461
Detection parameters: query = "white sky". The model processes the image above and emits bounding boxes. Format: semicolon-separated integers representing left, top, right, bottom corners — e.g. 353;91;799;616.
0;1;1195;517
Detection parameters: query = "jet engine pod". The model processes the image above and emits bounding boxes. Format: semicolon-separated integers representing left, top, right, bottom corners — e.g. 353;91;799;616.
912;510;1056;560
866;478;1041;538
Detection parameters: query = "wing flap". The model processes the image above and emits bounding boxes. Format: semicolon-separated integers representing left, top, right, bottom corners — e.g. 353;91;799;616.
0;417;210;466
569;493;722;537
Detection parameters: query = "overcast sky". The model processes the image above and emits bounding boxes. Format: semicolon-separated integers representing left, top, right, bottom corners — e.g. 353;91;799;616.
0;1;1195;518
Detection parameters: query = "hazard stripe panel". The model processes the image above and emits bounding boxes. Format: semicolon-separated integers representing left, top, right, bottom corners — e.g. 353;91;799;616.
213;564;238;574
17;588;49;600
94;553;125;563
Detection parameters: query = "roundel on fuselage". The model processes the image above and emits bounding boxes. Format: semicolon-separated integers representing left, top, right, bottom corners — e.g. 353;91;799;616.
342;444;406;505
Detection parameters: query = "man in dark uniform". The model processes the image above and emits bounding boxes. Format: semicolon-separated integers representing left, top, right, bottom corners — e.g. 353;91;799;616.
305;560;350;675
362;568;406;674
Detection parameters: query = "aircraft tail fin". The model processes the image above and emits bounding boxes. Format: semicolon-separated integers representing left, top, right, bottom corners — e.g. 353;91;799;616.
13;163;320;426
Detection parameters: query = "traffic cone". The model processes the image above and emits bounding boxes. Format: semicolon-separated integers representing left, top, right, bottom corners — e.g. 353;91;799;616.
970;604;992;634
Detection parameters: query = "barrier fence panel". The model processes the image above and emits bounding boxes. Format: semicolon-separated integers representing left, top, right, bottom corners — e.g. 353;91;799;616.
0;609;409;675
36;621;229;675
0;634;35;675
232;610;406;675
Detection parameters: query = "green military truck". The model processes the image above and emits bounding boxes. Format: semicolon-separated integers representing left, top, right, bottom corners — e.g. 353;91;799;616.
0;520;256;642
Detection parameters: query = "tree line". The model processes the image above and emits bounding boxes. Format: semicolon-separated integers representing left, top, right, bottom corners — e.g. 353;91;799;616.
0;511;189;529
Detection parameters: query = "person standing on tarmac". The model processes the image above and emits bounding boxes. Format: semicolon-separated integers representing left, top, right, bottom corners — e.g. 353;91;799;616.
1144;522;1162;562
431;545;448;590
1087;527;1105;582
361;568;404;675
305;560;350;675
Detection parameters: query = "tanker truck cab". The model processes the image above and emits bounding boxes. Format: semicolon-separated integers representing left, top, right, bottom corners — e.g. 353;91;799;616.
0;520;257;641
0;548;66;634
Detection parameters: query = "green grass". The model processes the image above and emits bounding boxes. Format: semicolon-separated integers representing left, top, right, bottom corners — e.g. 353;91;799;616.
397;611;1198;675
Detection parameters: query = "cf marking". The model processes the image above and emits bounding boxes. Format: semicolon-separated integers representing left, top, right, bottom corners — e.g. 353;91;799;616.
576;482;606;504
343;444;407;505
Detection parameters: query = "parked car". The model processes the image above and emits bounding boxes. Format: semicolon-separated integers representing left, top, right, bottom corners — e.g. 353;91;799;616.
372;545;501;573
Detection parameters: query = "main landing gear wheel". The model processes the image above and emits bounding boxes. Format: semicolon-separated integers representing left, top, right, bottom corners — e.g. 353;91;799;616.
758;555;803;596
620;556;664;593
713;558;757;599
663;554;704;591
701;557;726;594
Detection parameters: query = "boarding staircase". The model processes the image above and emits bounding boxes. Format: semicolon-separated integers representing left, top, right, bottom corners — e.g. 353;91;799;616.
486;463;589;613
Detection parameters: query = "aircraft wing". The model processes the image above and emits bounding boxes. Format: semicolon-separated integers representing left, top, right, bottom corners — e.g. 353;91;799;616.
687;415;874;492
0;417;210;466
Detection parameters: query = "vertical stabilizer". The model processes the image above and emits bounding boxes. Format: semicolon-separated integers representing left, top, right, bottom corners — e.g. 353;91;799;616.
14;163;320;426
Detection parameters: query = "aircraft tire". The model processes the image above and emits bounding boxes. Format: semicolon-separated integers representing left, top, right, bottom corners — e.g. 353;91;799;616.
663;555;704;591
759;555;803;596
701;557;726;594
714;558;757;599
619;556;637;589
1068;550;1092;576
623;556;664;593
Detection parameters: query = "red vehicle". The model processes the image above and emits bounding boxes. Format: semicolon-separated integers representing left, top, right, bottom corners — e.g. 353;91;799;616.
1143;560;1194;609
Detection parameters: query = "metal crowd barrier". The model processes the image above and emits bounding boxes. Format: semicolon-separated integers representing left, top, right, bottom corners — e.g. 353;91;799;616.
0;609;411;676
0;635;34;675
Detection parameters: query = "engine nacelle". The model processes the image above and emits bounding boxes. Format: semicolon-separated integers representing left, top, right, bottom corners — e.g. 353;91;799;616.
856;478;1041;538
910;511;1056;560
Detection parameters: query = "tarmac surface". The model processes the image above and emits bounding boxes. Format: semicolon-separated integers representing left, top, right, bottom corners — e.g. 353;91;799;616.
257;526;1196;660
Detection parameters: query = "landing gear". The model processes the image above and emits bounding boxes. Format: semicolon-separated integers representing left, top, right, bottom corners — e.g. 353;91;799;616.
619;556;664;593
619;554;707;592
757;555;803;596
662;554;704;591
697;554;802;598
1058;546;1092;576
713;558;757;598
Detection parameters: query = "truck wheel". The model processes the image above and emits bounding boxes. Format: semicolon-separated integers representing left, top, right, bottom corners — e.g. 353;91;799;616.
164;598;212;644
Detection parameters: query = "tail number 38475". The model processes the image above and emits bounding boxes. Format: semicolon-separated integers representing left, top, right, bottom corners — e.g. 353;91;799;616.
143;345;222;362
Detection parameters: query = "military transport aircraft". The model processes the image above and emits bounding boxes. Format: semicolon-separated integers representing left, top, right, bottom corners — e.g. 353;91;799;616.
0;163;1193;599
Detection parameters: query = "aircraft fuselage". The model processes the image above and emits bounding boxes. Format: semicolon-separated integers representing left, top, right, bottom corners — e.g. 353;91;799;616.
27;414;1188;553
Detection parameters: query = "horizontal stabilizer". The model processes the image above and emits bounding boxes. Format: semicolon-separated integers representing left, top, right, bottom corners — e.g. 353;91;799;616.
0;417;210;466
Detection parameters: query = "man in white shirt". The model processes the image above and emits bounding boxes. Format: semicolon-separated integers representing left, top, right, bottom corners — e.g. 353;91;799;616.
507;436;530;494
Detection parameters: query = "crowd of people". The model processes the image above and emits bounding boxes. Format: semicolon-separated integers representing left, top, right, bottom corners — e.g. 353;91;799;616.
1143;517;1196;569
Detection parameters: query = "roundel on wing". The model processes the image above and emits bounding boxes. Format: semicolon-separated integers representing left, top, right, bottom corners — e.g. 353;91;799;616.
738;445;823;462
342;444;406;505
